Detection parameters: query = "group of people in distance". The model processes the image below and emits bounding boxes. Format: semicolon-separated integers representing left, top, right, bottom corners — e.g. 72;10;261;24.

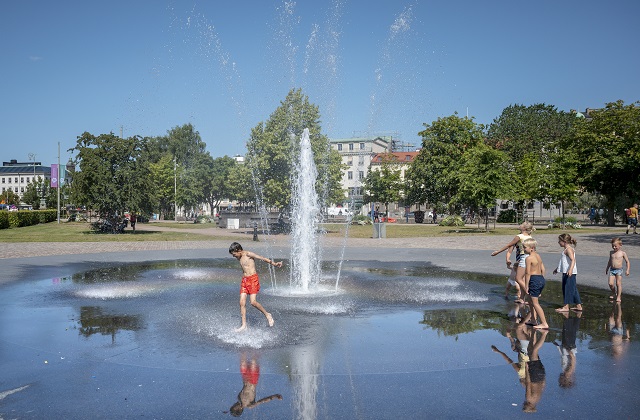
492;222;632;329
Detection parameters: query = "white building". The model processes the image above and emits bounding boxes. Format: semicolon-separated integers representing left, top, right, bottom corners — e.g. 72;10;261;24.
1;159;51;203
329;135;393;211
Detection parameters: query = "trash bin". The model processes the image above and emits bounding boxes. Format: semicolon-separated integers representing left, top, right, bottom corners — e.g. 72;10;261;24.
414;210;425;224
373;222;386;239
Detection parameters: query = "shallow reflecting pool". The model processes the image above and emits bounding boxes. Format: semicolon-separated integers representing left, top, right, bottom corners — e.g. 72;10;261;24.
1;259;638;418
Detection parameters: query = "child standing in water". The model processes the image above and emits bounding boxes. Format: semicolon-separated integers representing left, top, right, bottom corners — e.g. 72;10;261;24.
229;242;282;332
553;234;583;313
605;237;631;302
523;238;549;330
492;222;534;303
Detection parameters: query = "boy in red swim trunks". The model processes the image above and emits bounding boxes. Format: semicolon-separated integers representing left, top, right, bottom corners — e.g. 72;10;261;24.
229;242;283;332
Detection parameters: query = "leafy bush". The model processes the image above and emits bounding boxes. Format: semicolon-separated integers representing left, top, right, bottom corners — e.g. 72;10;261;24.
0;212;8;229
548;216;582;229
351;214;372;225
497;209;517;223
438;215;465;227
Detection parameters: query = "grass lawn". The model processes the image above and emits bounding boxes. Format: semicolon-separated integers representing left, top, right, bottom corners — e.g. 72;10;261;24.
0;222;221;242
0;220;603;242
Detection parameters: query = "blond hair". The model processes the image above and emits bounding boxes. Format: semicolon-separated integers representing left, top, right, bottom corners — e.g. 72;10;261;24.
611;237;622;245
520;221;534;234
523;238;537;250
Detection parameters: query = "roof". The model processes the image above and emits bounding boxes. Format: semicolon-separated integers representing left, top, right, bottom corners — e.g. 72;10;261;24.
371;151;419;164
0;165;51;175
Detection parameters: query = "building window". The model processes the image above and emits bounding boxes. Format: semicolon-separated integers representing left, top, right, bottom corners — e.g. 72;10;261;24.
347;171;353;180
349;143;354;151
405;155;411;161
14;187;18;192
1;178;4;183
26;177;30;183
21;187;24;193
15;177;18;183
358;156;364;165
360;143;365;150
20;177;24;183
337;144;342;151
347;160;353;166
359;171;364;180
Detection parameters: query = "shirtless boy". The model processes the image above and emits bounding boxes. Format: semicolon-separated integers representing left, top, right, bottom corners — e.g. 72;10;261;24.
605;237;631;302
524;238;549;330
229;242;283;332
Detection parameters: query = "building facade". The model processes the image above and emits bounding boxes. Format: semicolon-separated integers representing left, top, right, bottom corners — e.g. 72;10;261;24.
329;135;393;211
1;160;52;204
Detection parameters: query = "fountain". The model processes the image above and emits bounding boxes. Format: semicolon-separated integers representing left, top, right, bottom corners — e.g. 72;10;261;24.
289;128;322;292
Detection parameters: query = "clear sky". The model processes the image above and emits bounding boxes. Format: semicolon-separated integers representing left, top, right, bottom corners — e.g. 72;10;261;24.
2;0;639;166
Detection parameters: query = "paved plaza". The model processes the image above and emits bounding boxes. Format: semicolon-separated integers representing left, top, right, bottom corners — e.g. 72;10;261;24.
1;223;639;418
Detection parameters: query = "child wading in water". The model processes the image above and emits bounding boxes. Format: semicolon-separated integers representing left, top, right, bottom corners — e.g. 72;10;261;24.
492;222;534;304
523;238;549;330
553;234;583;313
229;242;282;332
605;237;631;302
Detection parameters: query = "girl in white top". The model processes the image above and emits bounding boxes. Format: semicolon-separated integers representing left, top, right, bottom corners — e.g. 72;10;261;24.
552;233;583;312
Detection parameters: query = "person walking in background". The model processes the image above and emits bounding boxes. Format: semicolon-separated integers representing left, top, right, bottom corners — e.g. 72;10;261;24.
605;238;631;302
553;234;582;313
626;203;638;234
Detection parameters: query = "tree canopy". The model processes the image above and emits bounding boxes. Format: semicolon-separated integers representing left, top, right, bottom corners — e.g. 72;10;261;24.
245;88;343;211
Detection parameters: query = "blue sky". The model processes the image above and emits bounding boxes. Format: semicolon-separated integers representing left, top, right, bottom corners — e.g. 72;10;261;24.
2;0;639;167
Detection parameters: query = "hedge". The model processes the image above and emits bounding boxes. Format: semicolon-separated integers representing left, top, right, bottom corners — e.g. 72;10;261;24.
0;210;57;229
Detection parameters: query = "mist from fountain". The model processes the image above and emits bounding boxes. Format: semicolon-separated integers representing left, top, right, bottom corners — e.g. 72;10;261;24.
289;128;322;292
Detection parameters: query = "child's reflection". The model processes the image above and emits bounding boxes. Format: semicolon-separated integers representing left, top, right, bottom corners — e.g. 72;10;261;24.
607;302;630;360
553;311;580;388
228;352;282;417
523;329;547;413
492;315;547;413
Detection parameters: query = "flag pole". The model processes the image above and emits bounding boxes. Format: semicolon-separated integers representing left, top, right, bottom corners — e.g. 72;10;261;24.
57;142;61;223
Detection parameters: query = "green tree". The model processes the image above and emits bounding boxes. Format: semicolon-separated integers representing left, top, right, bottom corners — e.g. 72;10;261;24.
148;154;176;219
22;176;48;209
203;155;237;214
2;189;20;206
245;88;343;211
363;153;403;217
487;103;577;217
567;100;640;225
453;144;512;230
70;132;155;231
406;114;484;213
227;163;256;209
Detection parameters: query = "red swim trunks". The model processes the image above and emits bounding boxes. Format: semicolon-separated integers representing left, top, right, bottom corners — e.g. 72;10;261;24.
240;273;260;295
240;363;260;385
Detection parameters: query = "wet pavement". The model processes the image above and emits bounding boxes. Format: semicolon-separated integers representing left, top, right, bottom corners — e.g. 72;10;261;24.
1;227;639;419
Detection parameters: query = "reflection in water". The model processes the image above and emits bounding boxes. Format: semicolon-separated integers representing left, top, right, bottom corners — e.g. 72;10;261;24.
523;329;547;413
607;302;630;359
491;312;547;413
227;352;282;417
78;306;143;343
553;312;581;388
420;309;505;337
291;345;320;420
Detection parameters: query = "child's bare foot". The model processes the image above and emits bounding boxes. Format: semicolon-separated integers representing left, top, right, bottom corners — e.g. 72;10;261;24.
616;298;622;302
266;313;274;327
235;324;247;332
533;324;549;330
555;306;570;312
571;306;583;312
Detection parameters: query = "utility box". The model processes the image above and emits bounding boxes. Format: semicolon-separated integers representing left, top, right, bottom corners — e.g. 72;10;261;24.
227;218;240;229
373;222;386;239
